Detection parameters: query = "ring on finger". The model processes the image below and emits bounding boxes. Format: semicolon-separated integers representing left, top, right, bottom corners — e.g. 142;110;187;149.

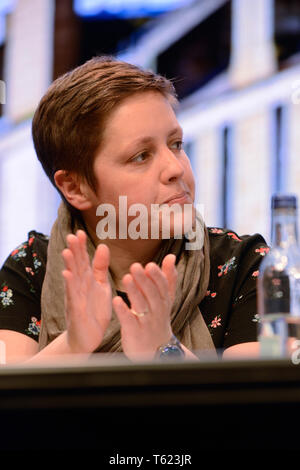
130;308;148;318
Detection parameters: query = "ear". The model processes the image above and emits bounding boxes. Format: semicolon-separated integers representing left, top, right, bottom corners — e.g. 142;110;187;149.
54;170;95;211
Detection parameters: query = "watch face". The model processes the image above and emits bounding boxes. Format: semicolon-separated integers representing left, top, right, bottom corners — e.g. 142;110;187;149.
159;345;184;359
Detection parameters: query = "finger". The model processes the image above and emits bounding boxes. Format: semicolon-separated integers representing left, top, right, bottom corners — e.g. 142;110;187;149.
92;243;110;284
144;262;169;301
76;230;91;267
62;248;78;277
122;273;148;315
113;295;137;328
62;269;76;319
129;263;163;314
66;233;84;275
161;254;178;302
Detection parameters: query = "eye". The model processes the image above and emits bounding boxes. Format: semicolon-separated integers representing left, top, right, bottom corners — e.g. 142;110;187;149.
170;140;184;151
130;152;149;163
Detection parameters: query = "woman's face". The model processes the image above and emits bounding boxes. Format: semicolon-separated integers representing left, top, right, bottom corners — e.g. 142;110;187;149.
91;91;196;240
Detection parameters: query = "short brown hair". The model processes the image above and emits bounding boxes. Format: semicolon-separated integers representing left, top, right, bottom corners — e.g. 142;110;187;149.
32;55;177;201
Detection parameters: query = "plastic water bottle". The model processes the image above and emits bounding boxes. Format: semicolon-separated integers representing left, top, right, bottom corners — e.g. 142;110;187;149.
257;194;300;358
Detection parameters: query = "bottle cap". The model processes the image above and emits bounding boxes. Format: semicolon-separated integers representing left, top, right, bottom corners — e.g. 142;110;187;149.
272;194;297;210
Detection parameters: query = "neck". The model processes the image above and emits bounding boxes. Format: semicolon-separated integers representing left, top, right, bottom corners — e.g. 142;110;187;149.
271;209;298;248
86;222;163;290
109;238;163;290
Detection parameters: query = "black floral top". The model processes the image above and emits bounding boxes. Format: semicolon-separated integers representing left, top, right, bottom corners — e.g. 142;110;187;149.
0;228;269;352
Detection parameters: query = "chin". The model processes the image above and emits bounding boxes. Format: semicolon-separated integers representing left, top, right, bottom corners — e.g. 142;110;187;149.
156;203;196;240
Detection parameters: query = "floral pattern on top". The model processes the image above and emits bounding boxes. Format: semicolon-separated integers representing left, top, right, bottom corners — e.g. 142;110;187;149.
208;315;222;330
252;313;260;323
25;276;37;295
9;235;42;294
25;267;34;276
10;235;42;273
217;257;237;277
32;253;42;272
26;316;41;337
0;231;48;342
209;228;224;234
227;232;242;242
0;282;14;308
206;290;217;298
255;246;270;256
10;244;28;261
233;294;244;304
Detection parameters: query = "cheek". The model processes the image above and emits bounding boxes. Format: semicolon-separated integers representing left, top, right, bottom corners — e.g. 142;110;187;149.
183;158;195;195
97;183;151;212
123;181;154;206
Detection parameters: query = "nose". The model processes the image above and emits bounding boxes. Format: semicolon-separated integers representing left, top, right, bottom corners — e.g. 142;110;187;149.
159;146;185;183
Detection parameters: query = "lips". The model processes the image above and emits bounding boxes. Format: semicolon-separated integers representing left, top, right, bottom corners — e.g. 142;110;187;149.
162;191;190;205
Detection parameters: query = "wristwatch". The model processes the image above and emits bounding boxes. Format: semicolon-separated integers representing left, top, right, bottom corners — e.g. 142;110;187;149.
156;334;185;361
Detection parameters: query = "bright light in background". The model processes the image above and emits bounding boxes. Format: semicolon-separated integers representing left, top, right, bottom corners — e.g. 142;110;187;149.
0;0;16;14
0;0;16;45
73;0;195;18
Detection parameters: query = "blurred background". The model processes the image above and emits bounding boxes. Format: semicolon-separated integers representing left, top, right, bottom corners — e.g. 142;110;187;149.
0;0;300;265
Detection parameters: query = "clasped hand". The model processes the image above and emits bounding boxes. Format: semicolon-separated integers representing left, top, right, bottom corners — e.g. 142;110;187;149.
62;230;177;360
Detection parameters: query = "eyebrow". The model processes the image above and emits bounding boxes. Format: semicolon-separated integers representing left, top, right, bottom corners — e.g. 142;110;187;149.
168;126;183;137
128;126;183;148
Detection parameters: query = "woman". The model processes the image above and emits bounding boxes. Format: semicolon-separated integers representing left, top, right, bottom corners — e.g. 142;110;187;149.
0;56;266;363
